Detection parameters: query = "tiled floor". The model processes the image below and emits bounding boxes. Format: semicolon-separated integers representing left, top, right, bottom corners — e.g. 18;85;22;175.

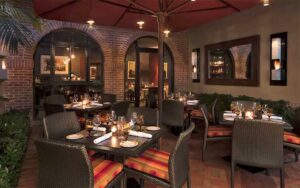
18;120;300;188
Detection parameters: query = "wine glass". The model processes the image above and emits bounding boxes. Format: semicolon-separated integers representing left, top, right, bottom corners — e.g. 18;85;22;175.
131;112;138;125
137;115;144;131
93;93;98;101
117;116;126;139
262;104;268;115
267;108;273;120
73;94;78;102
93;114;101;127
110;111;117;123
85;120;93;137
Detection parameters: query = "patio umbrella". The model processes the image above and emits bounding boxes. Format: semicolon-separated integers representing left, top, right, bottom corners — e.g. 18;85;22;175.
33;0;262;124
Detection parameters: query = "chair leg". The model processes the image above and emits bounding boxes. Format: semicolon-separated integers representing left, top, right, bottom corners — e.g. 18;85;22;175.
122;172;127;188
295;149;299;162
187;172;191;188
231;162;235;188
280;168;285;188
139;178;144;188
202;139;207;162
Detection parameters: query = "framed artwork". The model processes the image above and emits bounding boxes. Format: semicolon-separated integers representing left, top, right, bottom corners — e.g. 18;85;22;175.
164;62;168;79
90;65;97;80
191;48;200;82
270;32;287;85
40;55;69;75
40;55;51;74
127;61;135;79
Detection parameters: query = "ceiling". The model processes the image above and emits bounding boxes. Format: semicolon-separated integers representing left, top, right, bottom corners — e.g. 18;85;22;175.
33;0;262;32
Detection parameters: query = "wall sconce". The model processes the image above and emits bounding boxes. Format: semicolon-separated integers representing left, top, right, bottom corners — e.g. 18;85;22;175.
191;48;200;82
0;56;7;80
270;32;287;86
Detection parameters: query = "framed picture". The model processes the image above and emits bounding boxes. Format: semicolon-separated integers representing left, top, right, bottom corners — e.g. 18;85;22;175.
90;65;97;80
40;55;51;74
127;61;135;79
164;62;168;79
54;56;69;75
40;55;69;75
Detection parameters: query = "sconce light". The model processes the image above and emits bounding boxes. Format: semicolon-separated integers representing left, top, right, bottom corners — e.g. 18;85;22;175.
191;48;200;82
263;0;270;6
164;29;170;37
137;20;145;29
0;56;7;80
2;60;6;69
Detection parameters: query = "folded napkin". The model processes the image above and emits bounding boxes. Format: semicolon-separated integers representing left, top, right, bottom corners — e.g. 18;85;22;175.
223;112;237;117
223;117;235;121
187;100;199;105
103;102;111;105
93;132;112;144
262;114;283;121
93;127;106;132
72;103;82;107
128;130;152;138
91;102;103;106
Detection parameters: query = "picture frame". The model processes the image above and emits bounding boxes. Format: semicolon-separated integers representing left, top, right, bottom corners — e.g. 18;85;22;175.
127;61;135;79
40;55;69;75
90;65;97;80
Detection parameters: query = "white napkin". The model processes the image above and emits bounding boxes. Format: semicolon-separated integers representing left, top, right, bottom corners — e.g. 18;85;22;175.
262;114;283;121
93;127;106;132
91;102;103;106
224;117;235;121
128;130;152;138
93;132;112;144
223;112;237;117
187;100;199;105
72;103;82;107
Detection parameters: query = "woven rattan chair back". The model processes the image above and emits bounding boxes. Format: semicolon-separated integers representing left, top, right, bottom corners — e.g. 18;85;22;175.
100;93;117;104
162;100;184;127
43;111;81;139
169;122;194;188
232;119;283;168
35;138;93;188
45;94;66;105
126;107;158;126
111;101;130;117
44;103;65;116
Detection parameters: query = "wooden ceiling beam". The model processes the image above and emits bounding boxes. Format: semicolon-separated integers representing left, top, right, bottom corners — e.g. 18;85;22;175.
98;0;151;15
125;0;156;15
167;0;190;15
219;0;240;12
170;6;228;15
114;0;135;26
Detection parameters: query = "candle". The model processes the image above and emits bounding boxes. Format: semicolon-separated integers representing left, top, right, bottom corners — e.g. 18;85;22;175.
245;111;254;119
111;125;117;136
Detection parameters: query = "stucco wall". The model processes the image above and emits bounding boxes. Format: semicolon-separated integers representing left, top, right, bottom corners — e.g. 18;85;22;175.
188;0;300;104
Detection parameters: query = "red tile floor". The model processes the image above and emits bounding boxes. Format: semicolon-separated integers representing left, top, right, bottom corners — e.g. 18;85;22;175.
18;120;300;188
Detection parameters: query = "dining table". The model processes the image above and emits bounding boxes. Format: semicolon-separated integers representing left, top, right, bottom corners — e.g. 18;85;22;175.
64;102;111;112
60;126;164;157
219;111;293;130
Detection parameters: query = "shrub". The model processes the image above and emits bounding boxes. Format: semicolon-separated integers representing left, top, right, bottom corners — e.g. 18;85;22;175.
0;111;29;188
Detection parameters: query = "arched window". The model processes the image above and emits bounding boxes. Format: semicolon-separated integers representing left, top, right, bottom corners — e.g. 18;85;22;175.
124;36;174;107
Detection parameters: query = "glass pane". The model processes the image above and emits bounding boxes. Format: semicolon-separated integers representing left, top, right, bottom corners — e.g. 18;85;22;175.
89;47;102;81
71;47;86;81
138;38;158;49
35;44;51;82
54;46;70;81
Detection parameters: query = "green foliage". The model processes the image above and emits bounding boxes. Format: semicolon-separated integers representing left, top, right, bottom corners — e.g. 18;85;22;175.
196;93;295;123
0;0;41;54
0;111;29;188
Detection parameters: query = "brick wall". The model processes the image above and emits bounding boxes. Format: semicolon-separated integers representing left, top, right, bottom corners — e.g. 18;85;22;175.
2;18;189;113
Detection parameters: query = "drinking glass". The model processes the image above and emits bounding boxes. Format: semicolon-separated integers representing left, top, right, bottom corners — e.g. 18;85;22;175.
85;120;93;137
110;111;117;123
93;93;98;101
73;94;78;102
117;116;126;139
93;114;101;127
137;115;144;131
262;104;268;115
131;112;138;125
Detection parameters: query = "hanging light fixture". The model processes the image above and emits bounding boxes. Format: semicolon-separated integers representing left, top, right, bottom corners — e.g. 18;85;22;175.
263;0;270;6
137;20;145;29
163;29;171;37
87;0;95;28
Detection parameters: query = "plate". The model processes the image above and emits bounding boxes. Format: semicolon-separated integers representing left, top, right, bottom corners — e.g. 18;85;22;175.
66;133;84;140
146;126;160;131
120;140;138;148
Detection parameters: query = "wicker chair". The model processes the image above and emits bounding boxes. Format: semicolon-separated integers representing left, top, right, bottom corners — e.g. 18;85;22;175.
111;101;130;117
162;100;188;132
43;111;81;139
35;138;124;188
45;94;66;105
200;104;232;161
231;119;284;188
44;103;65;116
124;123;195;188
284;108;300;161
126;107;158;126
100;93;117;104
191;98;218;124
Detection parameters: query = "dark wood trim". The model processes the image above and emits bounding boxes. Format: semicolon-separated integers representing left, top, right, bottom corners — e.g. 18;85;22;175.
134;41;140;107
219;0;240;12
205;35;260;86
98;0;152;15
167;0;190;15
166;0;177;11
114;0;136;26
270;32;287;86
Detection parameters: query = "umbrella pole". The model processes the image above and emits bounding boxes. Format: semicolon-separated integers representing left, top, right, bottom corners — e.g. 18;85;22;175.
157;13;165;125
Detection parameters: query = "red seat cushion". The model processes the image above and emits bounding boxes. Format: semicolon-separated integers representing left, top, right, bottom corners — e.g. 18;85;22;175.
208;126;232;137
91;158;123;188
191;109;203;118
125;148;170;181
284;131;300;145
